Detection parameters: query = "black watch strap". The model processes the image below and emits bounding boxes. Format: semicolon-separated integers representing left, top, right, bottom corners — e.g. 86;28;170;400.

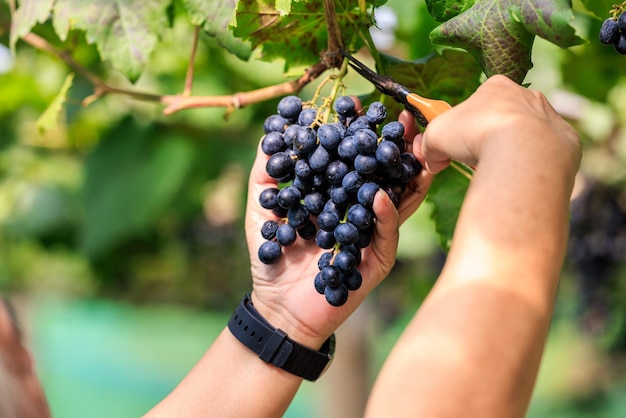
227;294;335;381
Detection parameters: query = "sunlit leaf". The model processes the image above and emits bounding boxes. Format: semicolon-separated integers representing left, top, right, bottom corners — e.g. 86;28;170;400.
36;73;74;134
9;0;54;49
52;0;171;82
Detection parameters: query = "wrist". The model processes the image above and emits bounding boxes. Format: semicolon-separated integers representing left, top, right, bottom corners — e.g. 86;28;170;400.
249;292;329;349
228;294;335;381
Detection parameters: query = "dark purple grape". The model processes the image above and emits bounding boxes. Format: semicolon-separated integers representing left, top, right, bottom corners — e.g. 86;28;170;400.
316;229;336;249
600;18;620;45
334;250;356;274
314;272;326;294
297;220;317;240
294;127;317;155
318;124;342;150
318;210;341;231
334;96;356;117
261;131;286;155
325;284;349;306
292;176;313;193
340;244;361;266
326;160;349;185
346;116;371;136
348;204;374;230
338;136;359;162
343;269;362;291
276;223;297;246
615;33;626;55
283;124;300;147
376;140;401;167
277;186;301;209
272;206;288;218
298;108;318;126
264;114;289;133
258;240;282;264
309;145;331;173
304;191;325;215
261;220;279;240
266;152;295;179
366;101;387;125
384;161;404;179
354;129;378;153
277;95;303;121
383;184;402;208
287;204;310;229
357;182;380;209
381;121;405;141
618;12;626;33
259;187;280;209
329;186;350;206
356;226;373;248
312;173;327;189
321;265;343;288
318;251;334;270
334;222;359;246
342;170;365;193
401;152;422;174
354;154;378;175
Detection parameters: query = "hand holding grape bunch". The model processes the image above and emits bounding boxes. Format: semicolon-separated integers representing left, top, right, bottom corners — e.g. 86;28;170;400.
244;95;431;345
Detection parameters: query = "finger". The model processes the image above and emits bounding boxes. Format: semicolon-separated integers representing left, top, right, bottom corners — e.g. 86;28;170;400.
368;190;400;274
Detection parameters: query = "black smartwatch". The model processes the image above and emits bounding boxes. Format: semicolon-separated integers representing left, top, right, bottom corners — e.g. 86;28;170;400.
227;294;335;381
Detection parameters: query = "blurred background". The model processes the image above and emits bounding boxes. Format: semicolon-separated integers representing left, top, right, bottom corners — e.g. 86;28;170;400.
1;1;626;417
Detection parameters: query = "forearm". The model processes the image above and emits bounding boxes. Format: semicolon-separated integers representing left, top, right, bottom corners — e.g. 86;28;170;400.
144;327;303;418
367;127;578;417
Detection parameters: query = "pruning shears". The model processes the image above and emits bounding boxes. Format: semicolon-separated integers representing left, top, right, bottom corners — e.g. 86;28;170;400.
340;50;452;126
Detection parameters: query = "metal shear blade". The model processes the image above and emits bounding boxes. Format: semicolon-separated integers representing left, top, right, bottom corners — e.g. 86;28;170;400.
340;49;451;125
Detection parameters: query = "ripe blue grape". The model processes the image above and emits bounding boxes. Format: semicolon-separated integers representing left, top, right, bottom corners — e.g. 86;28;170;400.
318;210;341;231
258;240;282;264
600;18;620;45
329;186;350;206
343;270;362;291
266;152;295;179
277;95;303;121
321;265;343;287
366;101;387;125
261;131;287;155
334;222;359;246
287;204;310;229
277;223;297;246
334;250;356;274
309;145;331;173
375;140;401;167
381;121;404;141
348;204;374;229
326;160;349;185
318;251;334;270
357;182;380;209
342;170;365;193
264;114;289;133
261;220;279;240
333;96;356;117
259;187;280;209
325;284;349;307
318;124;342;150
304;191;325;215
338;136;359;162
354;129;378;153
316;229;337;249
354;153;378;175
314;273;326;294
297;220;317;240
277;186;301;208
298;108;318;126
294;127;317;155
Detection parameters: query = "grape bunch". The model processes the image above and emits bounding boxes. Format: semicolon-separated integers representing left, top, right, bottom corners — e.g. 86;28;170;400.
600;7;626;54
257;94;421;307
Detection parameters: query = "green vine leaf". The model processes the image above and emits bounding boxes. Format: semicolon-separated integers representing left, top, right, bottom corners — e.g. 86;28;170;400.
36;73;74;134
9;0;55;49
231;0;371;74
429;0;584;83
425;0;475;22
182;0;252;61
52;0;172;82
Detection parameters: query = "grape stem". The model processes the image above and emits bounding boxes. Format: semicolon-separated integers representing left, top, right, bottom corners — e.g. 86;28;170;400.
450;161;474;181
19;31;330;117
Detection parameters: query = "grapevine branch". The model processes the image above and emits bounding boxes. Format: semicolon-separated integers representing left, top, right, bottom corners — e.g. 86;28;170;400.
19;32;329;116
